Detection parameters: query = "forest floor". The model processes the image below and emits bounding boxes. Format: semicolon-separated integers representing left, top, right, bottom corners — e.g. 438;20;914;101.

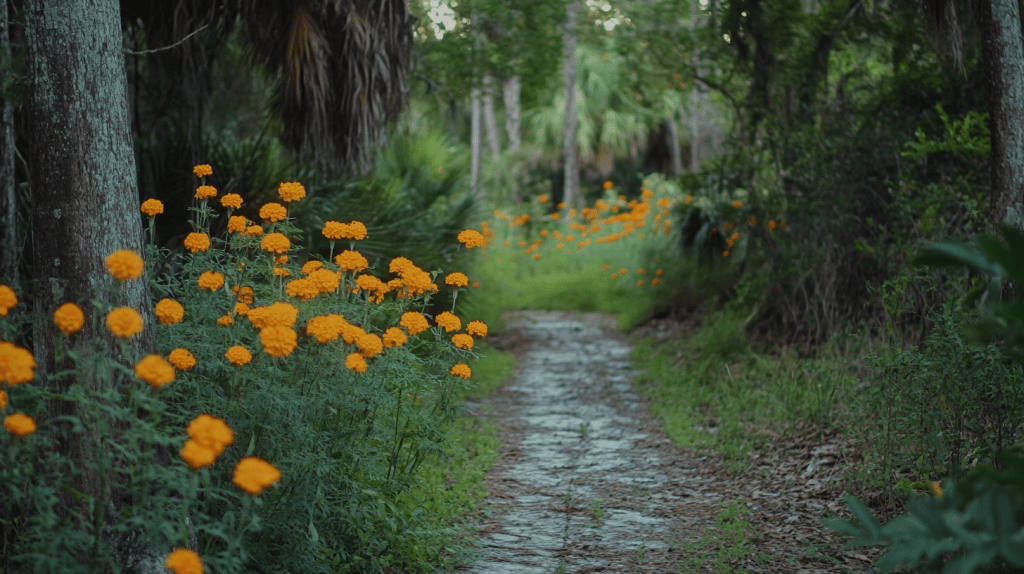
461;310;878;574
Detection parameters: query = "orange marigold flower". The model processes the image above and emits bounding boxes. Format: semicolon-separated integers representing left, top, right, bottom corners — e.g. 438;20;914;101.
225;345;252;366
306;314;347;344
345;221;367;240
195;185;217;200
619;268;628;275
0;389;6;409
603;180;614;189
166;548;203;574
400;267;435;295
656;269;664;276
435;311;461;333
472;281;481;288
4;413;35;437
234;286;254;304
382;327;407;348
155;299;185;325
452;333;473;350
140;198;164;217
197;271;225;291
450;363;471;379
723;250;730;257
356;332;383;358
335;250;368;273
183;232;211;253
187;413;234;456
227;215;248;234
533;253;541;260
322;221;348;240
168;348;195;371
637;280;644;287
278;181;306;203
260;232;290;254
220;193;243;210
457;229;485;248
768;220;778;231
537;195;549;203
610;274;618;279
0;342;35;385
302;260;323;275
285;278;319;302
53;303;84;335
135;354;175;388
245;224;264;237
445;272;468;288
273;267;290;277
308;269;340;293
466;320;488;338
233;457;281;495
259;202;287;223
234;302;250;316
179;440;216;471
400;312;429;335
345;352;367;372
340;323;366;345
732;201;742;209
106;307;143;339
652;278;660;286
192;164;213;178
105;250;145;281
260;326;297;358
246;302;299;329
217;314;233;326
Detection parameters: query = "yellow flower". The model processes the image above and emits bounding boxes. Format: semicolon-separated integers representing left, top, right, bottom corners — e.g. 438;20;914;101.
245;224;264;237
53;303;84;335
246;302;298;329
227;215;247;234
732;200;742;209
168;348;195;371
652;278;660;286
302;261;323;275
435;311;461;333
135;355;175;388
466;320;487;338
105;250;145;281
278;181;306;202
930;481;944;497
166;548;203;574
450;363;471;379
356;333;383;358
179;440;216;471
684;195;693;204
195;185;217;200
285;278;319;302
140;198;164;217
260;232;290;254
322;221;348;240
308;269;340;293
387;257;412;275
260;326;297;357
187;413;234;457
340;323;367;345
636;280;644;287
0;342;35;385
533;254;541;260
234;302;250;316
274;267;290;277
603;180;614;189
306;314;347;344
400;267;437;296
259;202;287;223
155;299;185;325
197;271;225;291
345;352;368;372
220;193;243;210
0;389;6;409
345;221;368;240
445;272;468;288
382;327;407;348
106;307;143;338
225;345;252;366
335;250;368;273
4;413;35;437
217;314;233;326
192;164;213;178
233;457;281;495
537;195;549;203
183;232;211;253
400;312;429;335
457;229;485;248
234;286;254;304
452;333;473;350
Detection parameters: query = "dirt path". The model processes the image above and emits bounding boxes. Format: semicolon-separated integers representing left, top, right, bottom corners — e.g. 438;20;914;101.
465;310;875;574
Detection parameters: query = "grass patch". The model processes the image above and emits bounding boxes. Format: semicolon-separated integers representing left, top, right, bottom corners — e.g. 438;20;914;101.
676;499;775;573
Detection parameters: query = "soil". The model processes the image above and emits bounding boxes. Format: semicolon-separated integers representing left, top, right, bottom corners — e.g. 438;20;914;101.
462;310;877;574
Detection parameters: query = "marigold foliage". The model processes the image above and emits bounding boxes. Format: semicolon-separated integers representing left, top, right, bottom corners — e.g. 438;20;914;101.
166;548;203;574
4;413;35;437
445;272;468;288
260;232;291;255
457;229;485;248
259;203;287;223
233;457;281;495
197;271;225;291
400;312;429;335
382;327;407;348
225;345;252;366
450;363;471;379
466;320;488;338
106;307;144;339
260;326;297;357
53;303;85;335
435;311;461;333
168;348;196;371
451;333;473;350
105;250;145;281
140;198;164;217
345;353;368;372
278;181;306;203
0;285;14;316
0;342;35;385
335;250;368;272
192;164;213;178
195;185;217;200
155;299;185;325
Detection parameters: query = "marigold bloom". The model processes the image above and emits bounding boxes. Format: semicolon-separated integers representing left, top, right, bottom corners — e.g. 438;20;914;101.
245;224;264;237
285;278;320;302
278;181;306;202
197;271;225;291
603;180;614;189
193;164;213;178
259;203;287;223
168;348;196;371
4;413;35;437
274;267;290;277
105;250;145;281
220;193;243;210
53;303;85;335
353;333;381;358
768;220;778;231
260;232;290;255
335;250;368;273
225;345;252;366
308;269;340;293
224;215;245;234
247;302;299;329
732;200;742;209
637;280;644;287
135;355;175;388
452;333;473;350
533;254;541;260
166;548;203;574
0;342;35;385
537;195;549;203
322;221;348;240
354;274;387;302
140;198;164;217
930;481;944;497
435;311;461;333
472;281;481;288
195;185;217;200
345;353;368;373
652;278;660;286
382;327;407;348
302;260;323;275
445;272;469;288
0;389;7;409
306;314;347;344
154;299;184;325
234;286;254;304
401;267;437;296
234;302;250;316
260;326;297;358
187;413;234;456
106;307;143;338
457;229;485;248
450;363;471;379
389;257;414;275
340;323;366;345
275;255;288;265
345;221;368;240
179;440;216;471
217;314;234;326
233;457;281;495
466;320;488;338
400;312;429;335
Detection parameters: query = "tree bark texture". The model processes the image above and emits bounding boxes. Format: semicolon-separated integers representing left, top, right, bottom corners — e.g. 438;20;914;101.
0;0;16;283
470;85;483;199
504;75;522;155
482;74;501;163
978;0;1024;229
562;0;580;209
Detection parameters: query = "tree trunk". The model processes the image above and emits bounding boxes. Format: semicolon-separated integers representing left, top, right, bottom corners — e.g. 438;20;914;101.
470;85;483;199
25;0;152;563
482;74;501;163
504;75;523;202
562;0;580;210
0;0;16;283
978;0;1024;229
665;117;683;175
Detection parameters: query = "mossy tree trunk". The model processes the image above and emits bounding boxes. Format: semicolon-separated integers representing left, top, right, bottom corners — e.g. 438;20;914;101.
0;0;17;283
